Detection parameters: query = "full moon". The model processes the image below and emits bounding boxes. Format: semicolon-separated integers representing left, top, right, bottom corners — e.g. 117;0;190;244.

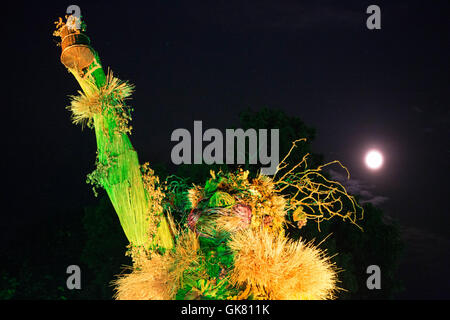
365;150;383;170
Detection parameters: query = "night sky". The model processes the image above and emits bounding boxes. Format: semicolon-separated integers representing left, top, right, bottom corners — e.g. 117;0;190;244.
3;0;449;299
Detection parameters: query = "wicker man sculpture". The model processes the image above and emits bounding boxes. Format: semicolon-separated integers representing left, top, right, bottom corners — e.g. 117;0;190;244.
54;14;363;300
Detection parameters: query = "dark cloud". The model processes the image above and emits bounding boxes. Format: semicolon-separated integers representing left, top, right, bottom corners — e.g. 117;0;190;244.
361;195;390;206
328;169;389;206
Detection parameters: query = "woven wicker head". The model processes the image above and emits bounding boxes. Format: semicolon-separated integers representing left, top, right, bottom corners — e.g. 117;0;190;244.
59;25;95;70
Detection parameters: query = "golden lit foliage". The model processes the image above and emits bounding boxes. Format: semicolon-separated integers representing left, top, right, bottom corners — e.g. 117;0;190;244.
169;231;207;286
275;139;364;230
187;185;204;209
113;254;174;300
229;229;338;300
67;70;134;133
114;230;205;300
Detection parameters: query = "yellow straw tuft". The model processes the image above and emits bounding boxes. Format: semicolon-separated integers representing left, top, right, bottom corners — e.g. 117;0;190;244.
229;229;338;300
113;254;175;300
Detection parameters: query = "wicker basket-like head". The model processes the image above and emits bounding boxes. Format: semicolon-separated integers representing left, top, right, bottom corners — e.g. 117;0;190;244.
60;25;95;70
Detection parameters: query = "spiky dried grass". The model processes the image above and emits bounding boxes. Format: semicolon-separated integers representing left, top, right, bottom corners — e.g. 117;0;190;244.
68;91;103;125
170;230;206;284
113;254;175;300
216;214;246;233
113;230;204;300
67;71;134;129
215;204;251;233
229;229;338;300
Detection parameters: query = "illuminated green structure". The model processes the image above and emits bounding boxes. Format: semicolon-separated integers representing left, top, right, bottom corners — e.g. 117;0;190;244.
54;17;174;257
55;15;363;300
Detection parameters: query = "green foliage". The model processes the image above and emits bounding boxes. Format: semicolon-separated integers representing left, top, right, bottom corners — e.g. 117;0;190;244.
176;278;233;300
173;224;236;300
0;272;19;299
204;178;220;195
208;191;235;208
86;151;118;197
163;175;192;221
239;107;324;170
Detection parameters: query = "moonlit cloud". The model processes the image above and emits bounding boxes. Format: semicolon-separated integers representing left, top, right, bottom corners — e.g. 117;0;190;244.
328;169;389;206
